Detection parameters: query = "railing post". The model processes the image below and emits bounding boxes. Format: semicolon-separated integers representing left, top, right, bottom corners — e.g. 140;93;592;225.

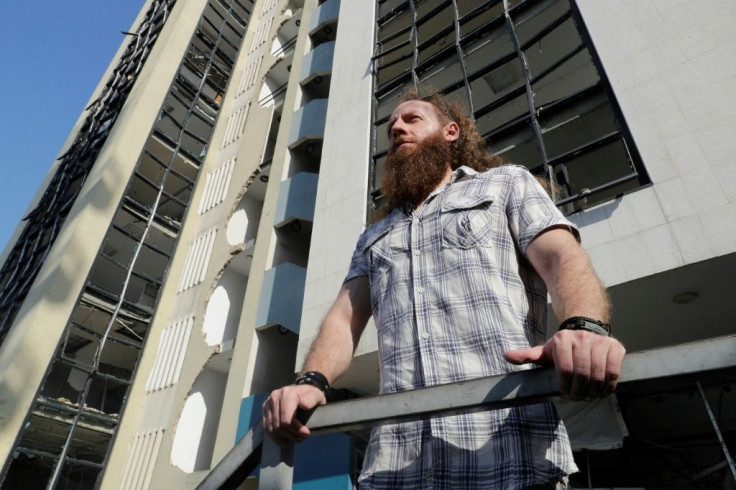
696;382;736;482
258;436;294;489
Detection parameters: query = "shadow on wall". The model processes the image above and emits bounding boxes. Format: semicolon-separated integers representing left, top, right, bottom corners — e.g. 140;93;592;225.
0;166;119;463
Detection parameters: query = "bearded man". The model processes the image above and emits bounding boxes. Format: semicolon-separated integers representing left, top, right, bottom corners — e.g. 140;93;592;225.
263;91;625;489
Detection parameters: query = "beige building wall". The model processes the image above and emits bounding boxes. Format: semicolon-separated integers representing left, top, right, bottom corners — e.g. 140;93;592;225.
298;0;736;385
571;0;736;285
4;1;734;488
295;0;378;394
102;0;325;487
0;0;199;469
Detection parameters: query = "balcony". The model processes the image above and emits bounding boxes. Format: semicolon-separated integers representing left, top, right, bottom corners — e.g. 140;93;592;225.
288;98;328;151
256;263;306;334
273;172;318;230
300;41;334;99
309;0;339;45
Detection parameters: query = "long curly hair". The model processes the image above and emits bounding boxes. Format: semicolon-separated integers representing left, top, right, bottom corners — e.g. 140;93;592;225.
400;88;505;172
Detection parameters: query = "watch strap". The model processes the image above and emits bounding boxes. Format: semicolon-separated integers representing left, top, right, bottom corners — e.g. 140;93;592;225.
294;370;333;402
558;316;611;337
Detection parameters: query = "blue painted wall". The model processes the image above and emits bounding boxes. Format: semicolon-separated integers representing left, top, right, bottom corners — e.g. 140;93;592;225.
237;395;354;488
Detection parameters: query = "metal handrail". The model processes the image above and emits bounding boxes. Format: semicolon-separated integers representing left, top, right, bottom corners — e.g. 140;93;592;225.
198;335;736;490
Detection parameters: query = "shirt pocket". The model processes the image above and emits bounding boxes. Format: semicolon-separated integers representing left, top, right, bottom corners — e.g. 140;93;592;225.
358;223;393;283
441;194;495;249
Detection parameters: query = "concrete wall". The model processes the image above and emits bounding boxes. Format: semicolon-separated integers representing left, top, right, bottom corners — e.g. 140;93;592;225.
296;0;377;388
570;0;736;285
0;0;201;470
296;1;736;392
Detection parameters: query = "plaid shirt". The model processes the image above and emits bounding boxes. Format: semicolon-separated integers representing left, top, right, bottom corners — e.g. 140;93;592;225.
346;165;579;489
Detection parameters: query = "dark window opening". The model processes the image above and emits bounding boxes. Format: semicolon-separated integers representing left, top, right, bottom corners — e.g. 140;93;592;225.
1;0;255;487
370;0;648;220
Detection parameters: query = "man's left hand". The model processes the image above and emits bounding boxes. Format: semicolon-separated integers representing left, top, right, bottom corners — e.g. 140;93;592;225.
504;330;626;401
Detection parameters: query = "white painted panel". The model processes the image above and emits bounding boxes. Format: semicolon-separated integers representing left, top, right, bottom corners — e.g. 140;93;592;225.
220;159;236;204
211;162;229;210
170;317;194;387
220;104;250;149
236;57;259;95
200;158;236;214
171;393;206;473
161;322;185;389
176;248;195;293
242;56;263;93
261;0;278;18
196;173;213;215
197;229;217;285
145;326;171;391
119;429;164;490
118;430;140;490
177;229;217;292
179;236;200;292
146;316;194;392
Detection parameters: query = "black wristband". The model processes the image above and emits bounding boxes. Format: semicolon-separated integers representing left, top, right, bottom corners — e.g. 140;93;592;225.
294;370;333;402
558;316;611;337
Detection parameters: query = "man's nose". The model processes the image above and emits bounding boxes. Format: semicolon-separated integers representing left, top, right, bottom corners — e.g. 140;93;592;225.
391;119;408;138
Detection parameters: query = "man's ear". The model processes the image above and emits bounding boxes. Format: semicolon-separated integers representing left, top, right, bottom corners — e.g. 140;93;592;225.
444;121;459;143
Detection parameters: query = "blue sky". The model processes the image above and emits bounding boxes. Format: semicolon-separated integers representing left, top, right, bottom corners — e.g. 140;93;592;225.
0;1;145;251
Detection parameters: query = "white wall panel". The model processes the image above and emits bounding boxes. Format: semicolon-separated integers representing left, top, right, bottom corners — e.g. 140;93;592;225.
145;316;194;392
198;158;236;214
119;428;164;490
177;229;217;292
220;104;250;149
236;55;263;96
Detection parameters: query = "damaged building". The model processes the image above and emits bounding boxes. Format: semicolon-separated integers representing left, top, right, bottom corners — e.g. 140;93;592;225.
0;0;734;488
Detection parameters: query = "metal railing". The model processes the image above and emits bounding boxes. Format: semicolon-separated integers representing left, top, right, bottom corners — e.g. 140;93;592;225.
198;335;736;489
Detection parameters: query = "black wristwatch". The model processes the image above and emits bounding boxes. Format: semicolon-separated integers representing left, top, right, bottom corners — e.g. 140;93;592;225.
294;370;333;402
558;316;611;337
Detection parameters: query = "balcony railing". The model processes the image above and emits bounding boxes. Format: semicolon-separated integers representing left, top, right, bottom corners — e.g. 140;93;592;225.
197;334;736;489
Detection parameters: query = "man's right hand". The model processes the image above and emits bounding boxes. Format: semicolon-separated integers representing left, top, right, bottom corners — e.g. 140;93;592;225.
262;384;326;446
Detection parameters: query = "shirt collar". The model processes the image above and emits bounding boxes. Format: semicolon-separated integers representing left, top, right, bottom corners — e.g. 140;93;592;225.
450;165;478;183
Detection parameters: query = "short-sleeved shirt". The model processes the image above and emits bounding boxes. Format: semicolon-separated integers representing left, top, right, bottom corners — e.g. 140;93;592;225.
345;165;579;489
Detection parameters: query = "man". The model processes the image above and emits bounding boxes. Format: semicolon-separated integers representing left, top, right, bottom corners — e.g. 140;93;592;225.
263;91;625;489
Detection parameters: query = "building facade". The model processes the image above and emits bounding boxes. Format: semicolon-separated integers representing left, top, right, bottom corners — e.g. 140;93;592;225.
0;0;734;488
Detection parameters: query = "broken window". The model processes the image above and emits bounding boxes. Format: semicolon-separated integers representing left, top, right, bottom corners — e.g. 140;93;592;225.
0;1;182;342
1;0;253;487
370;0;648;218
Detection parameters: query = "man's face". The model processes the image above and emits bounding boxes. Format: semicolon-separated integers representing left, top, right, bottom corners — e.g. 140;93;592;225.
381;100;459;207
387;100;456;155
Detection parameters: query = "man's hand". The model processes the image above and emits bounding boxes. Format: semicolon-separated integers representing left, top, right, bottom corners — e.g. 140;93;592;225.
262;384;326;446
504;330;626;401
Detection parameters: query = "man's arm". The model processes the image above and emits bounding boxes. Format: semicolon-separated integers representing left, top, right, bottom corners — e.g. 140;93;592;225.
262;276;371;446
504;227;626;401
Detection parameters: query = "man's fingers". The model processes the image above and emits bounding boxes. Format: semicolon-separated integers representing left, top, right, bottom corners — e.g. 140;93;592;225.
264;392;280;434
551;336;574;397
262;385;327;445
277;391;309;439
503;346;547;365
583;339;610;399
568;342;591;401
602;341;626;396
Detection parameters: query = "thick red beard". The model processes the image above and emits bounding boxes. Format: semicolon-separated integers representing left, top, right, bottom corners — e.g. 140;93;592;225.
381;131;452;209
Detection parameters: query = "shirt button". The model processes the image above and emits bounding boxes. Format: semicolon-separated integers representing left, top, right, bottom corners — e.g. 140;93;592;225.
414;249;421;256
417;286;425;293
422;330;430;339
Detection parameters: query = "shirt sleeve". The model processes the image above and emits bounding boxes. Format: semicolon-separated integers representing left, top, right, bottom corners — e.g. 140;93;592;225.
343;230;371;284
505;166;580;254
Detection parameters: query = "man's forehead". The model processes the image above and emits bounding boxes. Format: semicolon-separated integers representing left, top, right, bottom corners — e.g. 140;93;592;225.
391;100;437;119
